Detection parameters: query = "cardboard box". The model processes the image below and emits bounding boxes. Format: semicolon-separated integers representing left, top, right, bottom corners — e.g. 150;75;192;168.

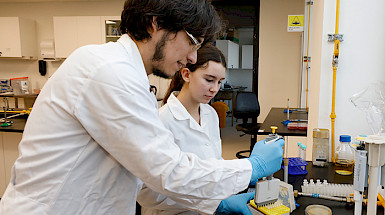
226;28;239;43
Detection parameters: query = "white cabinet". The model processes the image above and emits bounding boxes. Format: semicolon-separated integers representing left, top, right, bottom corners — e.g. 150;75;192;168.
215;40;239;69
101;16;122;43
0;17;36;58
0;132;23;196
241;45;253;69
54;16;102;58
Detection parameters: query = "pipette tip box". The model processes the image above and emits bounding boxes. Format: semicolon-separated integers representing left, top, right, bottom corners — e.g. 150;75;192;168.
282;157;308;175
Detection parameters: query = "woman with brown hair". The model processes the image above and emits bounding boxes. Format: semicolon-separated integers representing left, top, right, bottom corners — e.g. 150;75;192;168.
138;44;255;214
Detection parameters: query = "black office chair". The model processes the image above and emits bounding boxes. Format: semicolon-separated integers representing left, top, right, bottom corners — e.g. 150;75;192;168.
232;91;262;159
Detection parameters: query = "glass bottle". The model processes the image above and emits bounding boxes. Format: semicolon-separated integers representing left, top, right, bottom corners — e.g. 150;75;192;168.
312;128;330;167
335;135;354;175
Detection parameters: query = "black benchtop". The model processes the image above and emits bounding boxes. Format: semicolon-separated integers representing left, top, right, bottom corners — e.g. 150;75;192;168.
0;118;27;133
274;162;384;215
0;112;28;133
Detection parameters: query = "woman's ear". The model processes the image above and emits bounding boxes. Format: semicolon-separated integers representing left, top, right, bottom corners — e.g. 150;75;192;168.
180;68;191;83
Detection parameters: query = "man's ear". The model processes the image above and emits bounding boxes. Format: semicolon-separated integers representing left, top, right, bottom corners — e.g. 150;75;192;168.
149;16;159;35
180;68;191;83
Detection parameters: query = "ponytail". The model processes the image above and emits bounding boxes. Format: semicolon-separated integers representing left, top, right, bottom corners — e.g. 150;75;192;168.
162;70;184;104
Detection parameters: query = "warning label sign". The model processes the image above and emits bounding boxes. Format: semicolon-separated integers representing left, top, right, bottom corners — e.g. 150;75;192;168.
288;15;304;32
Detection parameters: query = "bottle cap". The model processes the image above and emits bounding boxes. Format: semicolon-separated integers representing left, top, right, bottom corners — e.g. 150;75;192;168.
340;135;351;142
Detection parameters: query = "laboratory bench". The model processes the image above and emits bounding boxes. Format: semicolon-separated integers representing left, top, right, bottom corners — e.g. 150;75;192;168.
0;118;27;133
273;162;384;215
0;114;26;197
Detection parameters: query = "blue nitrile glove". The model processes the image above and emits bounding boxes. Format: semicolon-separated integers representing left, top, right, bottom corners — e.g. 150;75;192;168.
215;192;255;215
247;139;285;185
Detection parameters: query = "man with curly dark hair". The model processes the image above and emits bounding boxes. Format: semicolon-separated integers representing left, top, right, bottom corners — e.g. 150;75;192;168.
0;1;284;214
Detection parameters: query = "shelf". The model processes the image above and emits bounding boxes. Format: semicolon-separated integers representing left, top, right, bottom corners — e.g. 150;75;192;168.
229;68;253;70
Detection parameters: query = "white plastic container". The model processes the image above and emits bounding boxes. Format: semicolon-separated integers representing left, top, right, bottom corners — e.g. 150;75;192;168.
10;77;31;95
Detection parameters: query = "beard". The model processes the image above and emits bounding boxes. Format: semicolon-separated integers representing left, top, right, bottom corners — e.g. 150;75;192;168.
151;32;174;79
152;69;171;79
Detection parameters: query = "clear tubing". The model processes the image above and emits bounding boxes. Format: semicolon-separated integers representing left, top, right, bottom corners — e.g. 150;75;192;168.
367;166;380;215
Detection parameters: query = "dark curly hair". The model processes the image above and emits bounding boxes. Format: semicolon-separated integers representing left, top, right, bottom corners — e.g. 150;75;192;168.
120;0;222;46
162;44;226;104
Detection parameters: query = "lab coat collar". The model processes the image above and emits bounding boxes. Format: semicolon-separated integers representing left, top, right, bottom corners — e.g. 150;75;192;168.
118;34;157;109
118;34;140;59
117;34;147;79
167;92;210;132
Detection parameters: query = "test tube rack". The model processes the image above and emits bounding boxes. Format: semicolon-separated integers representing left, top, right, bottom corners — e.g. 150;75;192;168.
301;179;353;197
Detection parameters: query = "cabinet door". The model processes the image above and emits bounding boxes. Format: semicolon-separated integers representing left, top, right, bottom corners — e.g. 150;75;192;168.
77;16;102;47
0;17;22;57
54;17;78;58
215;40;239;69
2;132;22;187
227;41;239;69
241;45;253;69
54;16;102;58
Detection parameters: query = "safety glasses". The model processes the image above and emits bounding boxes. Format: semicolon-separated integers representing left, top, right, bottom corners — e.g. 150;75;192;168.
185;30;202;51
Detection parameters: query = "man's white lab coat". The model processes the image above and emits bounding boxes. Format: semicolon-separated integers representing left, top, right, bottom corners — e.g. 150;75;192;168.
0;35;252;215
138;93;224;214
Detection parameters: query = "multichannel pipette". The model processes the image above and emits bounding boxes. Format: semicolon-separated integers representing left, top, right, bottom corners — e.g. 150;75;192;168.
253;126;283;207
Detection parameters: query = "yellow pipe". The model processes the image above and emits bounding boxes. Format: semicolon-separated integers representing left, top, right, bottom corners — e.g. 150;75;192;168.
0;109;31;115
330;0;340;163
305;2;311;109
335;0;340;34
330;67;337;162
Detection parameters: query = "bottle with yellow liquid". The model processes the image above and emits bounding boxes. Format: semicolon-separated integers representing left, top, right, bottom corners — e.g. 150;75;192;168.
335;135;354;175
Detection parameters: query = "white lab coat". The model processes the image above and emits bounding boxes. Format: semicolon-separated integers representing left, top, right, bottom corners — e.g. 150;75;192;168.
138;93;223;215
0;35;252;215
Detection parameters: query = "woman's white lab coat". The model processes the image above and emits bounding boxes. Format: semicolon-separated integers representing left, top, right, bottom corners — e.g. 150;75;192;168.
138;93;224;214
0;35;252;215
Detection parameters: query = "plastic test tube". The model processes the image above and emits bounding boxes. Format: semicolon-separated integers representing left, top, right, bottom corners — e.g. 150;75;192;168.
302;145;307;161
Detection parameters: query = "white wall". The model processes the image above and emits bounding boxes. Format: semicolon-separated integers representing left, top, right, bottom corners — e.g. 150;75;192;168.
308;0;385;158
259;0;305;123
258;0;306;158
0;1;124;91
